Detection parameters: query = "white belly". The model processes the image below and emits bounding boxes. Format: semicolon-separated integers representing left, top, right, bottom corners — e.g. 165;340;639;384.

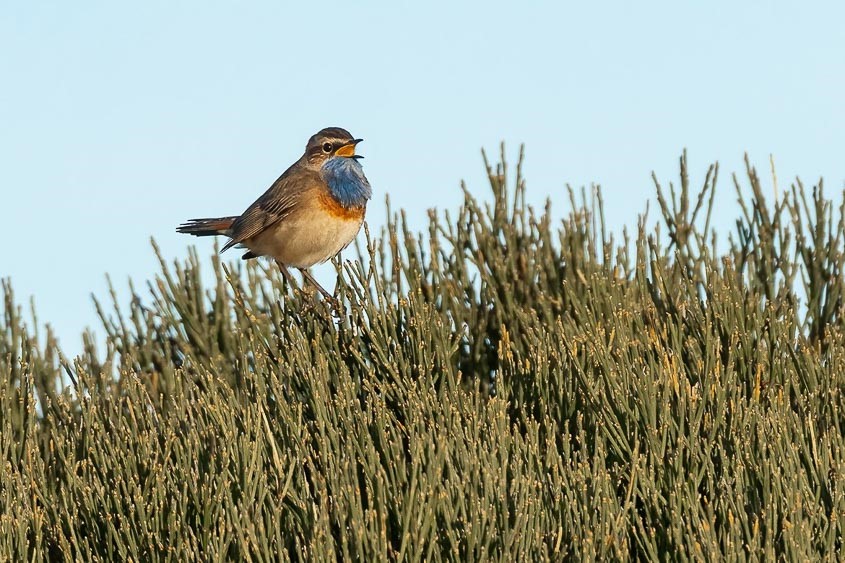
247;210;364;269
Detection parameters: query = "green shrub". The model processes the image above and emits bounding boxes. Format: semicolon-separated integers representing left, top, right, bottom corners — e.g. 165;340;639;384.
2;148;843;560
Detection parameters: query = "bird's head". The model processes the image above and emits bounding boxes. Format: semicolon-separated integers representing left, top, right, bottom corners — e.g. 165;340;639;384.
304;127;363;166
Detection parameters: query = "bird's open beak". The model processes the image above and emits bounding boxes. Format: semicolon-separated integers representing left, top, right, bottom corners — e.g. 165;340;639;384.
335;138;363;158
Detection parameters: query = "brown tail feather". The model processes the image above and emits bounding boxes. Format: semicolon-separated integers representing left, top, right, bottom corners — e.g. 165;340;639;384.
176;217;237;237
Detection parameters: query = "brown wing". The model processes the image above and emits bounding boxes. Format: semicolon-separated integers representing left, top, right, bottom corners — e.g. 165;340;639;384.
221;164;319;253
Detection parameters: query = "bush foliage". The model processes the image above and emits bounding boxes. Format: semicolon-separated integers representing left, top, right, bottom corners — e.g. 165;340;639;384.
2;148;844;560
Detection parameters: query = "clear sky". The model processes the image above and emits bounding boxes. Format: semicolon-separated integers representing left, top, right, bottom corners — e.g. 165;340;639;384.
2;1;844;355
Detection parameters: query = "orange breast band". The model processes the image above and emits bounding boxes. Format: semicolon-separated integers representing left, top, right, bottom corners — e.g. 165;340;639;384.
318;192;366;221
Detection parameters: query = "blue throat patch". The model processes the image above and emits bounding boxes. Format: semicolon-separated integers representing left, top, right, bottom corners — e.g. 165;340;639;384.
321;157;372;208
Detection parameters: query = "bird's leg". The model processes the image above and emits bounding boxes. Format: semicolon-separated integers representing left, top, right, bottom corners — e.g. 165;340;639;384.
276;261;337;310
276;261;300;293
299;268;336;304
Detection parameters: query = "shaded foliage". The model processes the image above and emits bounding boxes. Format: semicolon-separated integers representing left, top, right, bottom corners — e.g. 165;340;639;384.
2;148;844;560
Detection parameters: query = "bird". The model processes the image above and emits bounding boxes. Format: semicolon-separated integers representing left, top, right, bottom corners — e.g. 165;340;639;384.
177;127;371;302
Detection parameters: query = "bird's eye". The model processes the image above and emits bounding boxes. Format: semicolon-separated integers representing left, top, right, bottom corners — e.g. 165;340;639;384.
322;142;333;153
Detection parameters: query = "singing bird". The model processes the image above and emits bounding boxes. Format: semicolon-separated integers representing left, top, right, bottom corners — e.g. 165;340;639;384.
177;127;371;300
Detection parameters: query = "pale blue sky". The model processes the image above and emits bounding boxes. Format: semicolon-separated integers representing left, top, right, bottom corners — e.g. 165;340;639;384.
2;1;844;354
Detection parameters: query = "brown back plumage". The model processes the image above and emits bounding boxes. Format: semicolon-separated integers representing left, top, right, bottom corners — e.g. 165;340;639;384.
221;165;320;252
